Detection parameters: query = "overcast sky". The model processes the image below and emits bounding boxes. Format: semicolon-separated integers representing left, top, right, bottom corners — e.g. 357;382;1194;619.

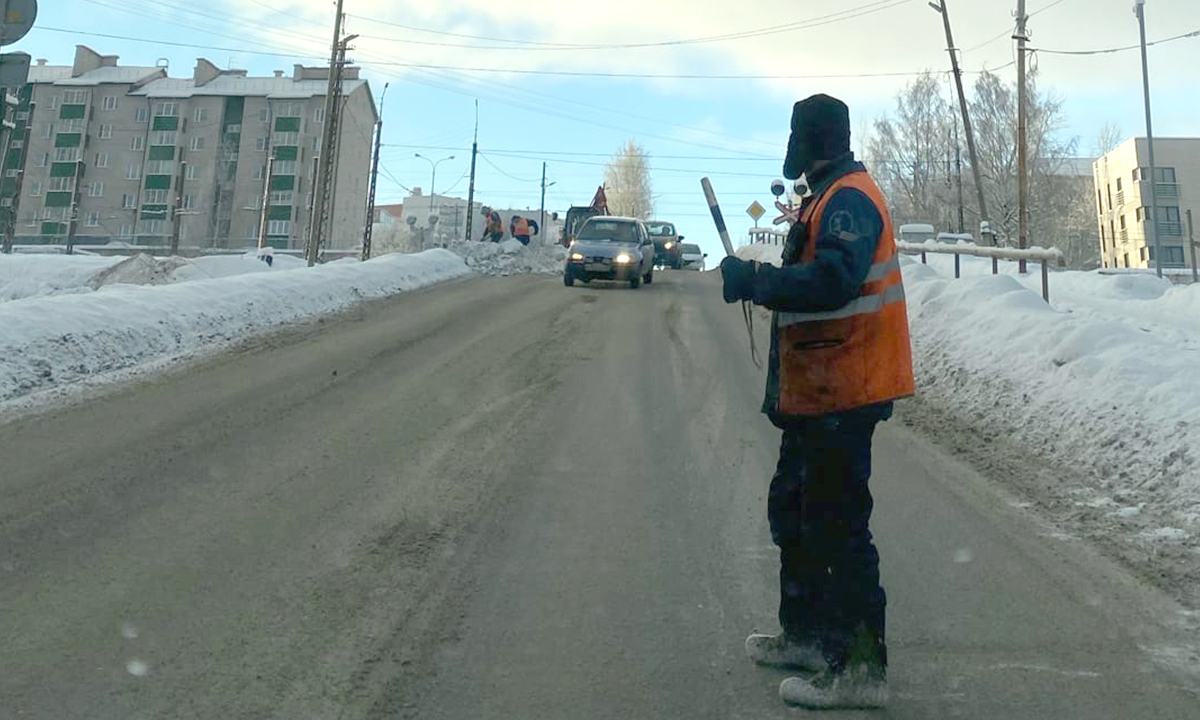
20;0;1200;260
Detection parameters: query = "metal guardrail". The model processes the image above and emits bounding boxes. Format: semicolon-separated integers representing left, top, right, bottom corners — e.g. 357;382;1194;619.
896;239;1064;302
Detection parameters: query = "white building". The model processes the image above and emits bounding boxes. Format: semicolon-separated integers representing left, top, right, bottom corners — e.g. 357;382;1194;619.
1;46;377;251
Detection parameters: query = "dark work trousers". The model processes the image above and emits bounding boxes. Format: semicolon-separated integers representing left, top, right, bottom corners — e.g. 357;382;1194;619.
767;413;887;668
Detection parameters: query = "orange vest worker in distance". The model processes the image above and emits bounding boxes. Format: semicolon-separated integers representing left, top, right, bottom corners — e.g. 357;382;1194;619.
718;93;912;711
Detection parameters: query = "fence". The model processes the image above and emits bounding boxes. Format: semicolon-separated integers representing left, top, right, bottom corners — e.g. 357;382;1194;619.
896;239;1064;302
745;228;1065;302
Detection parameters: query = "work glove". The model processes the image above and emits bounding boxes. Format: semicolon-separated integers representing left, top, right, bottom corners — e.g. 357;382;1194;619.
720;256;757;304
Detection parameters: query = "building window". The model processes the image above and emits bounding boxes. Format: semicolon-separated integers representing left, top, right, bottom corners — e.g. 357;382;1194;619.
147;160;174;174
311;137;321;152
10;138;22;149
181;195;194;210
186;164;200;180
255;137;268;152
154;102;178;117
272;131;298;146
15;110;28;121
1115;177;1122;192
313;106;325;123
194;107;208;123
122;193;137;209
3;168;17;177
35;152;48;167
94;151;109;168
1119;215;1126;230
99;124;113;139
54;148;79;162
61;118;85;132
85;211;100;227
277;103;302;117
125;165;142;180
144;188;169;204
267;219;290;236
119;223;133;238
251;164;265;180
1132;168;1141;181
153;131;177;146
103;95;118;110
139;218;165;235
269;190;293;205
48;95;59;110
131;135;145;151
0;198;11;207
135;107;149;123
273;160;296;175
87;181;104;197
41;123;52;139
42;207;53;220
28;181;42;196
49;177;75;192
190;136;205;151
258;107;269;124
63;90;88;105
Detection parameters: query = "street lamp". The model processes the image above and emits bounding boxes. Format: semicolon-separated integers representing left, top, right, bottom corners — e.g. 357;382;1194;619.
1134;0;1161;277
414;153;454;239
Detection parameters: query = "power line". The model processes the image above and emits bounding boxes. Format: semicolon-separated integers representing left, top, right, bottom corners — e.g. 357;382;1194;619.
382;143;780;162
478;153;540;183
1032;28;1199;56
346;0;916;51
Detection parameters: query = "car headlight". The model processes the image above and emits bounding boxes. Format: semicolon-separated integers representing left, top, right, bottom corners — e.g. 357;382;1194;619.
570;252;585;261
615;253;632;264
665;242;674;249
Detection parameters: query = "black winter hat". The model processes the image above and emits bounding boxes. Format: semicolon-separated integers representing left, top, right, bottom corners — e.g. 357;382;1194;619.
782;94;851;180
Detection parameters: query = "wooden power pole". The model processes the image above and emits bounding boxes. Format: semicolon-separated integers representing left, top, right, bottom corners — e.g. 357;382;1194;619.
1016;0;1030;273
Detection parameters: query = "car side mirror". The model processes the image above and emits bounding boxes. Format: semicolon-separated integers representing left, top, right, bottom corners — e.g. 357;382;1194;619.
703;253;708;258
678;235;685;241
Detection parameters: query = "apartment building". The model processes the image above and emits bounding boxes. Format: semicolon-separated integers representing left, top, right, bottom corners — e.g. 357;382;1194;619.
1;45;377;250
1093;137;1199;269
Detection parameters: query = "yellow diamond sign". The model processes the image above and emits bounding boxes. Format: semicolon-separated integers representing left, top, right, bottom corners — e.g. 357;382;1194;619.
746;201;766;221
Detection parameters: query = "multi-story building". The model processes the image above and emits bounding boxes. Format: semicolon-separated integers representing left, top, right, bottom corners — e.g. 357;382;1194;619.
1;45;377;251
1093;137;1199;270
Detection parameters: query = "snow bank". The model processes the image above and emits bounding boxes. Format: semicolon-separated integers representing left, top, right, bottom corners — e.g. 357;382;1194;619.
0;254;123;302
901;253;1200;549
442;239;567;276
0;250;471;406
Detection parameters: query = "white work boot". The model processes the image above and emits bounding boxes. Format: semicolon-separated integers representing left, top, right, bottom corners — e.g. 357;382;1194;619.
778;664;888;709
744;632;828;671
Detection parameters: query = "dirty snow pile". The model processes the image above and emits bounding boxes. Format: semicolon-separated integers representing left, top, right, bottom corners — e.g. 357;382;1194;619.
1;250;316;303
0;249;470;409
443;238;567;276
736;239;1200;569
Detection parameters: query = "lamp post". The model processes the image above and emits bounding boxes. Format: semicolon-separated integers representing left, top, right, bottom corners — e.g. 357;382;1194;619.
415;152;454;234
1134;0;1161;277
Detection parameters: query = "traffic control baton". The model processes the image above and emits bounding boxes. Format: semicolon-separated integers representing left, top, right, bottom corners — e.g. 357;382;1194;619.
701;177;736;257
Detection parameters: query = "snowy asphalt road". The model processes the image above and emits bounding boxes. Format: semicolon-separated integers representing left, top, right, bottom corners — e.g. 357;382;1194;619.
2;270;1198;719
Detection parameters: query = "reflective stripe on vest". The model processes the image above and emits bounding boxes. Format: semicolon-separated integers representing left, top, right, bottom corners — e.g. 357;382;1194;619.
862;253;901;284
776;281;905;326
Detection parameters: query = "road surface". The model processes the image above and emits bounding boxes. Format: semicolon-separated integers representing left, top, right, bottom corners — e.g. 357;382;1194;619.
2;270;1198;719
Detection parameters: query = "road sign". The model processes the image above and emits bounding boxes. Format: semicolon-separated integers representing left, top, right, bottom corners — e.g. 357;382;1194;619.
0;52;29;89
0;0;36;46
746;200;765;221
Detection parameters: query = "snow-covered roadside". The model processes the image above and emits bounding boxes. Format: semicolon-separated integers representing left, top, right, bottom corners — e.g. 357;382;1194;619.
442;238;567;276
735;240;1200;600
0;250;471;411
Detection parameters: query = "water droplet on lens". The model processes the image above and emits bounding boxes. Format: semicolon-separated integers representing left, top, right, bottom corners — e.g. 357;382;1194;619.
126;659;149;677
953;548;974;563
121;622;139;639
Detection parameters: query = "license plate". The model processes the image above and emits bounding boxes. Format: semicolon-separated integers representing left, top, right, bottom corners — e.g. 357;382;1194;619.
585;263;608;272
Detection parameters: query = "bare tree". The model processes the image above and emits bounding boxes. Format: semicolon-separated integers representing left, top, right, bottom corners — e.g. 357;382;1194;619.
866;73;957;229
1092;122;1124;158
603;140;654;219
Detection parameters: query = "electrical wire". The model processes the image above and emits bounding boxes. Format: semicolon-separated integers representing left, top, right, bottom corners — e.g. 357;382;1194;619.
1031;28;1199;56
478;153;540;183
346;0;915;51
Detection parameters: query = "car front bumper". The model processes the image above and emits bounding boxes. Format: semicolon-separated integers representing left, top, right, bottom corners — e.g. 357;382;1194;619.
567;260;641;281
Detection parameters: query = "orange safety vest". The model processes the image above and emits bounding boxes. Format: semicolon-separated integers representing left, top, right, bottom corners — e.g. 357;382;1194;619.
773;170;915;416
513;217;530;236
486;212;503;233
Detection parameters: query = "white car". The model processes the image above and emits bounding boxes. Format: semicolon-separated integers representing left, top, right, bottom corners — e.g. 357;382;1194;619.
680;243;707;271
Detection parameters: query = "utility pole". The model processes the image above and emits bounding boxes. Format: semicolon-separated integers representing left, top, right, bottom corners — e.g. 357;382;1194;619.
1016;0;1030;273
539;161;547;239
1187;209;1197;283
464;99;478;242
65;158;84;254
307;0;348;266
306;154;319;255
170;160;188;255
1134;0;1161;278
362;82;388;261
931;0;991;243
257;155;274;250
954;118;965;234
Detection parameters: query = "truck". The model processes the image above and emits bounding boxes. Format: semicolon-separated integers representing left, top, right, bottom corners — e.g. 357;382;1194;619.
561;186;609;247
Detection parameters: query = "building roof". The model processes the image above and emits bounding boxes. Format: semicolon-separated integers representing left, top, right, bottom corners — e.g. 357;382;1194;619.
130;75;367;99
27;66;73;83
1055;157;1097;178
54;66;166;86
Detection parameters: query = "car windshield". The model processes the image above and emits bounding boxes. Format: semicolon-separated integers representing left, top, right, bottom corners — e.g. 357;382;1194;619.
645;223;675;237
577;220;638;243
682;244;701;254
